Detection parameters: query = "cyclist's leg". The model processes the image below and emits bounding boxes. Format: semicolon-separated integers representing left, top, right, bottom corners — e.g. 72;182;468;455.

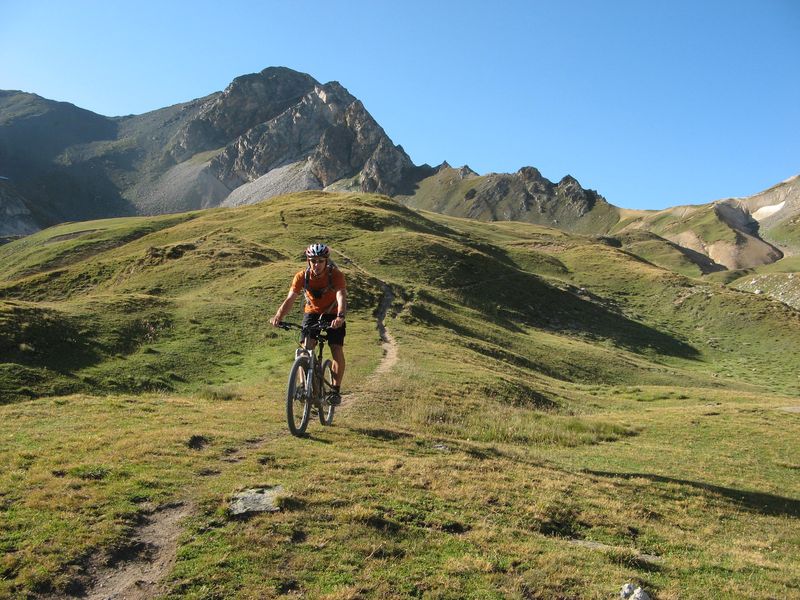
323;317;346;389
330;343;346;388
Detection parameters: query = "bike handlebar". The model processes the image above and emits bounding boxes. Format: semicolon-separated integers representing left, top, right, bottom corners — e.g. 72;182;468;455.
277;321;332;334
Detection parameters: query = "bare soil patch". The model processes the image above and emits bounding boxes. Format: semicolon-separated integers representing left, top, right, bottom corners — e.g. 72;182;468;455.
76;502;192;600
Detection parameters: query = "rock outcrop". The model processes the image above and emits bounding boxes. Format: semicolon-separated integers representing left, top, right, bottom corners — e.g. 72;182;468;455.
0;179;39;238
208;80;417;202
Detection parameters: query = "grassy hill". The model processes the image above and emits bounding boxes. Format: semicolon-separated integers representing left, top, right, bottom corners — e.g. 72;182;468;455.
1;192;798;598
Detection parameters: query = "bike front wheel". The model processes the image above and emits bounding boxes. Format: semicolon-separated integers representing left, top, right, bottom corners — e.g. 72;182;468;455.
318;359;336;426
287;356;311;436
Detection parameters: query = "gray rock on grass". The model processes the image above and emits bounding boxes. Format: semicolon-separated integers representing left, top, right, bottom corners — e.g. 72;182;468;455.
229;485;284;516
621;583;652;600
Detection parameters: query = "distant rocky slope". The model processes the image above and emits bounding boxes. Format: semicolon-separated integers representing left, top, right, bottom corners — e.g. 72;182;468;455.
396;163;798;272
0;179;38;238
611;176;799;271
395;164;620;234
738;175;800;254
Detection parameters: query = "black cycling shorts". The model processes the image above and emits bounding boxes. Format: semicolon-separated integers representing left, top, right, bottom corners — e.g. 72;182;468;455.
301;312;346;346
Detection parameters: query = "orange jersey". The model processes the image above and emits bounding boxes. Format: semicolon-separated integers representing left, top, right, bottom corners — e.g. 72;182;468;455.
291;266;346;314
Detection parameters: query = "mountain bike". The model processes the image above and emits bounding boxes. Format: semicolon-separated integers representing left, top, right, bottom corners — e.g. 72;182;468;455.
277;321;337;436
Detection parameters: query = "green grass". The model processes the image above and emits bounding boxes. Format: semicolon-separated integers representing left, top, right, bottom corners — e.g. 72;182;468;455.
1;192;799;598
762;215;800;252
613;232;717;278
0;214;199;287
755;255;800;273
620;204;738;247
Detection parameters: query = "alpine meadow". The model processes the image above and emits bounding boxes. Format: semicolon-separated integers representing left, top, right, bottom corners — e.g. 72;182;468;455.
1;67;799;600
1;192;799;599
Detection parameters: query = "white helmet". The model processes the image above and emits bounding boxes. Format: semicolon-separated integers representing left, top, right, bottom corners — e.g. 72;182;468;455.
305;243;330;258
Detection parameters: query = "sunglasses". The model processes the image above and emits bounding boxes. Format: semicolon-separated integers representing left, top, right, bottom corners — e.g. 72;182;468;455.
308;258;326;263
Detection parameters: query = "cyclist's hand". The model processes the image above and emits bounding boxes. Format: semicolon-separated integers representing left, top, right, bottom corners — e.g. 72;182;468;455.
331;316;345;329
270;315;283;327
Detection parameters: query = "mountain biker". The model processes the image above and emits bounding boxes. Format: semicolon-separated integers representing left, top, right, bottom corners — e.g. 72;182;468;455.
270;243;347;405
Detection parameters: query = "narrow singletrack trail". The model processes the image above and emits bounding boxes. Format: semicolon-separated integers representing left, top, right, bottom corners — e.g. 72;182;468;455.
327;248;400;409
340;281;398;408
372;283;399;376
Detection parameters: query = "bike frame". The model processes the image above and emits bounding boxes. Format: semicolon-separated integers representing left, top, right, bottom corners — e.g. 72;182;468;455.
298;329;326;401
280;321;335;435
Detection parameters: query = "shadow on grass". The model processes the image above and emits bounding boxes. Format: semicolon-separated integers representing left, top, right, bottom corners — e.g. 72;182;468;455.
353;427;414;442
457;443;508;461
298;432;333;445
586;470;800;518
408;272;700;360
0;302;102;371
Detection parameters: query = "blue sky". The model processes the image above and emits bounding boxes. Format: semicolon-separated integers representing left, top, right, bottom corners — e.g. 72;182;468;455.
1;0;798;210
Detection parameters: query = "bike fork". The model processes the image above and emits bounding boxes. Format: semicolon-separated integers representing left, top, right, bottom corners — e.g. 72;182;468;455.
305;355;316;400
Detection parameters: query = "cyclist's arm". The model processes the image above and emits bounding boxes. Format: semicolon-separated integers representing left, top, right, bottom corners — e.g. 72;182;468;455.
332;289;347;329
271;290;299;327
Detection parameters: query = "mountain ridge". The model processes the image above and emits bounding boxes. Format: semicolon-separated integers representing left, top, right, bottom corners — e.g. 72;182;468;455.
1;67;797;276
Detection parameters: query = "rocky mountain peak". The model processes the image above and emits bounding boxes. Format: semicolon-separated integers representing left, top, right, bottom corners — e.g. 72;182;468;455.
169;67;319;162
458;165;478;179
434;163;477;180
209;75;404;189
193;70;418;204
0;66;430;227
517;166;545;182
557;174;580;188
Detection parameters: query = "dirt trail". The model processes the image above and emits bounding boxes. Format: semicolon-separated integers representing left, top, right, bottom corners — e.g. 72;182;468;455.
341;283;398;407
73;502;191;600
369;283;399;377
325;247;400;406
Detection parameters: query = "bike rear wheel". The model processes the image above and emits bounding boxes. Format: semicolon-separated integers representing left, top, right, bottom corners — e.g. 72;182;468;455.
318;359;336;426
287;356;311;436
